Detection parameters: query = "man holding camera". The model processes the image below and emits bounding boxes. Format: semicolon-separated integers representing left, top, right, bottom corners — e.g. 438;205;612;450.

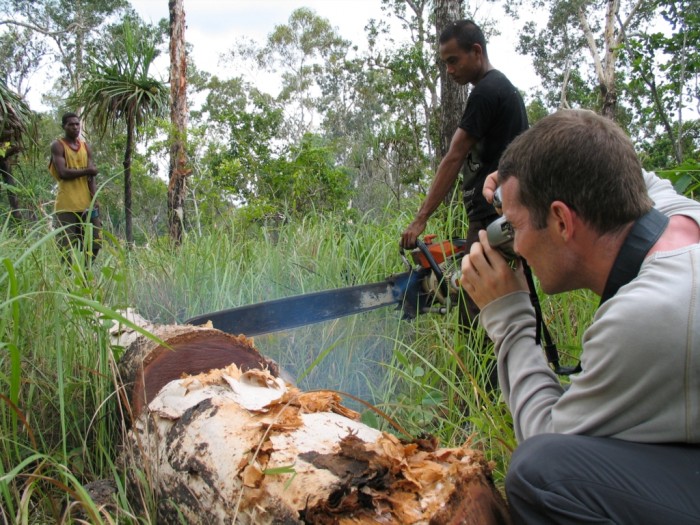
49;112;101;260
400;19;528;332
460;109;700;524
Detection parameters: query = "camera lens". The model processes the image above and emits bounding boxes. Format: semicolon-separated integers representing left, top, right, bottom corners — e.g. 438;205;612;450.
486;216;516;260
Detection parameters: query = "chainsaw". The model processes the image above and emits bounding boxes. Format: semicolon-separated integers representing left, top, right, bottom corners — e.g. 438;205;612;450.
185;236;469;336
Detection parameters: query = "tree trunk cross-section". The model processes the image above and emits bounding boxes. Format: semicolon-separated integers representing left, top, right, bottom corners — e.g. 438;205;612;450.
114;321;511;524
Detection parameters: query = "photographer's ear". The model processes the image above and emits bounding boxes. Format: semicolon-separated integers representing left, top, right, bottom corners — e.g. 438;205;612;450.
550;201;575;242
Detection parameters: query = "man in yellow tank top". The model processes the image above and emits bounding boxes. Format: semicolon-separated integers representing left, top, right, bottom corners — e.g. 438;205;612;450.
49;112;101;259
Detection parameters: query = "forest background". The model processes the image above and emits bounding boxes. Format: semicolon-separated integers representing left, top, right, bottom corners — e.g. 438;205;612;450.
0;0;699;522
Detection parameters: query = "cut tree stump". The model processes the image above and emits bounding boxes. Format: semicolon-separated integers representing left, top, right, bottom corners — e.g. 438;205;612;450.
112;316;511;524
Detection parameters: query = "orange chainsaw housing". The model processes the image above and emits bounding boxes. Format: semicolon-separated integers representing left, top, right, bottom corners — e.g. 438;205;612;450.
411;235;468;268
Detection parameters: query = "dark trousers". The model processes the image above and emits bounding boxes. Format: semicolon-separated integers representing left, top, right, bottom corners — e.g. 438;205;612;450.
506;433;700;524
55;210;101;259
458;215;500;393
458;216;496;330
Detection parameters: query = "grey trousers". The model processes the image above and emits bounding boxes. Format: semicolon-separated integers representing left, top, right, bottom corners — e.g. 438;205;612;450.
506;433;700;524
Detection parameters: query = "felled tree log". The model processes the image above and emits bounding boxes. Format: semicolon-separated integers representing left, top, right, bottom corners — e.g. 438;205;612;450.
114;317;511;524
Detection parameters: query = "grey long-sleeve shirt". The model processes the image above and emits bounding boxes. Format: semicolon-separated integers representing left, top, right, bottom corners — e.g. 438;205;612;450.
480;171;700;443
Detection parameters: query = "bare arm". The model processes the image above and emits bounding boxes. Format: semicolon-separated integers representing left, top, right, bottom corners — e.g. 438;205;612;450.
50;140;98;180
400;128;477;248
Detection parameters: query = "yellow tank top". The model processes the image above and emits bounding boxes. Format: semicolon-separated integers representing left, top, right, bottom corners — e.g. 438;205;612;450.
49;138;92;212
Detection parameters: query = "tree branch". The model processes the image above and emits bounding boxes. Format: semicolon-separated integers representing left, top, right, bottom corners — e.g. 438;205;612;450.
559;58;572;109
0;19;80;37
615;0;649;47
577;7;606;85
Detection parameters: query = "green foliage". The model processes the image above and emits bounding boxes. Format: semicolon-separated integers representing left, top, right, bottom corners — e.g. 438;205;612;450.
72;20;168;137
517;16;600;111
0;77;33;154
0;196;522;520
0;210;155;521
256;7;351;141
656;157;700;197
197;77;355;221
625;0;700;165
511;0;699;160
69;17;168;245
0;24;48;99
525;94;549;125
196;76;284;200
0;0;130;100
259;133;354;217
638;120;700;172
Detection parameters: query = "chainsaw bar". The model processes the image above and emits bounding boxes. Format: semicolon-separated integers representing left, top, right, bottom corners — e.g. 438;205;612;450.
185;269;429;337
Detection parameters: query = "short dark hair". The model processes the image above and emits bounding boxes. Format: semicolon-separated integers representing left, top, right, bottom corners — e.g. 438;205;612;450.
61;112;80;127
439;20;487;56
498;110;652;234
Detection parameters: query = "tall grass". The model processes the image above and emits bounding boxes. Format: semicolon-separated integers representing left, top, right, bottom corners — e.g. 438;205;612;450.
0;204;596;522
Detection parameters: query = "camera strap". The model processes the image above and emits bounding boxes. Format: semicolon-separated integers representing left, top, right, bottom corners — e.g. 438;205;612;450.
524;207;669;376
599;208;669;305
522;260;580;375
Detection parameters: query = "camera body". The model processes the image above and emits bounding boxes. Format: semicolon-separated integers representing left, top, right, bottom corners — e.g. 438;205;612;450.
486;187;516;259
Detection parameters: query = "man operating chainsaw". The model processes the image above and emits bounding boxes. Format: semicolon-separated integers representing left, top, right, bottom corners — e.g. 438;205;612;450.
400;19;528;332
460;109;700;524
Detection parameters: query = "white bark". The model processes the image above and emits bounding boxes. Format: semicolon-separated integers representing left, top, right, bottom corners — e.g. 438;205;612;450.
116;322;510;523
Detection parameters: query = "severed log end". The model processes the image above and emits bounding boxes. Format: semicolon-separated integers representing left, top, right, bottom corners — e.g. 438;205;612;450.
116;321;511;524
113;317;280;421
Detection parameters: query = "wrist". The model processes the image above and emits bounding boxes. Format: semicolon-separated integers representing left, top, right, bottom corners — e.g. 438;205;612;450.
414;212;429;224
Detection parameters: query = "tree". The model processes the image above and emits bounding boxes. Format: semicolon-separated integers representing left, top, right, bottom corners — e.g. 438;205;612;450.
434;0;470;210
261;133;354;218
195;76;284;202
168;0;189;245
626;0;700;165
71;19;168;245
252;7;352;142
0;0;129;100
514;0;657;119
435;0;467;161
0;78;33;220
194;78;352;220
0;25;49;99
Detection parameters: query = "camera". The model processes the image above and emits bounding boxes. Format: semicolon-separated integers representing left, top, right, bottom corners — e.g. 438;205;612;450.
486;187;516;259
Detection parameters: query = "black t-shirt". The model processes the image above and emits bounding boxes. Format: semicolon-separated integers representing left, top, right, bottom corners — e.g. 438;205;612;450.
459;69;528;220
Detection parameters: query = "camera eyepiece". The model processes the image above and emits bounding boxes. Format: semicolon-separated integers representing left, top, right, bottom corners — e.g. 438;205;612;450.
492;186;504;214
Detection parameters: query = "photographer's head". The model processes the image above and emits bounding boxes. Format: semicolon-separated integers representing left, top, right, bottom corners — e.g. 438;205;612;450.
498;110;652;235
495;110;653;294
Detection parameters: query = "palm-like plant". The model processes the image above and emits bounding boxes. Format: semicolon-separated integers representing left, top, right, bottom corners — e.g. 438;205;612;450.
72;20;168;245
0;79;34;220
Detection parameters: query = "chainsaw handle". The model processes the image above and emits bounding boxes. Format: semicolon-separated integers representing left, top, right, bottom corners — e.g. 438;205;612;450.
415;239;444;280
415;239;448;298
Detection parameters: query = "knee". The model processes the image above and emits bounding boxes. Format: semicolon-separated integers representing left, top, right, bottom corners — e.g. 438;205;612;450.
506;434;572;498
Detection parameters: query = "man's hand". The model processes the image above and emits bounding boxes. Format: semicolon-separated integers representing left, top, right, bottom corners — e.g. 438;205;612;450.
401;218;427;249
460;230;527;309
482;171;499;205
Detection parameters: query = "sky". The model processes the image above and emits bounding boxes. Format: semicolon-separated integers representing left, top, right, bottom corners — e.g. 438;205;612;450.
128;0;541;94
